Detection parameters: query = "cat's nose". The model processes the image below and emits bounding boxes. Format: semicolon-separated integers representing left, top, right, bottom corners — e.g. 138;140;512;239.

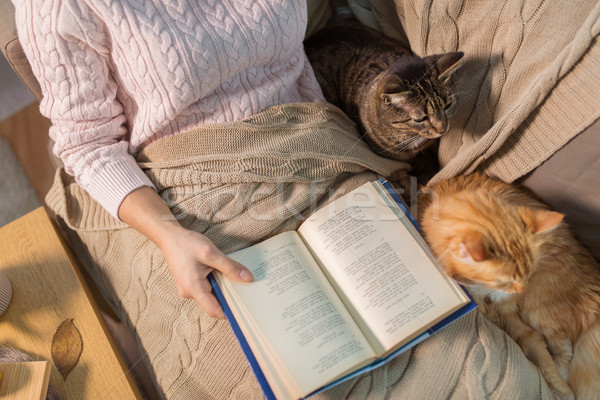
431;116;447;134
511;282;524;293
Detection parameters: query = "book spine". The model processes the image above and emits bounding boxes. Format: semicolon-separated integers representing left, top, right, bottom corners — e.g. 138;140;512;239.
379;179;421;233
209;274;277;400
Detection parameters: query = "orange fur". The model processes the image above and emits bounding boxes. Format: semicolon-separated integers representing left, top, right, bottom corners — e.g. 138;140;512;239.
418;173;600;399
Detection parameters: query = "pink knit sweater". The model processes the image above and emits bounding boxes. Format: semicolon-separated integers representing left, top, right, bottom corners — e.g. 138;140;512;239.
15;0;325;218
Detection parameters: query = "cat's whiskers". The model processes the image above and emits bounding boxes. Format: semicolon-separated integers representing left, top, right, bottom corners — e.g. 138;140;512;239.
388;132;418;139
448;90;468;98
387;135;428;152
388;135;422;148
448;80;461;91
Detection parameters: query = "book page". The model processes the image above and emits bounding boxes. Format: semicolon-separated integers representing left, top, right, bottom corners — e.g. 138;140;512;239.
220;231;376;398
217;284;302;400
298;182;468;353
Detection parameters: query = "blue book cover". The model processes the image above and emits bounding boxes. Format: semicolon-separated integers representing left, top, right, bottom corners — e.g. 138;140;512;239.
209;180;477;400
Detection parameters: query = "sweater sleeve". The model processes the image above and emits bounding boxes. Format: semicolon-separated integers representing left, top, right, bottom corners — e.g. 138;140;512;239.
15;0;155;219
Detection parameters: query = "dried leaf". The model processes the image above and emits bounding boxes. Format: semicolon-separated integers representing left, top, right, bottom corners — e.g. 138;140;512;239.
51;318;83;380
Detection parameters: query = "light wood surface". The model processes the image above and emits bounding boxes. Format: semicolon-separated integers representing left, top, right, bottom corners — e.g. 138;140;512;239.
0;361;51;400
0;207;142;400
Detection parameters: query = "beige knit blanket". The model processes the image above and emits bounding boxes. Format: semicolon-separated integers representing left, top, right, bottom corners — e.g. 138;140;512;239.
46;103;558;399
365;0;600;183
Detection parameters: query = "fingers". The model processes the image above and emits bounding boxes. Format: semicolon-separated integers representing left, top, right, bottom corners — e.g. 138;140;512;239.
183;273;226;319
200;294;225;319
194;287;226;320
191;251;252;319
163;229;252;318
200;245;253;283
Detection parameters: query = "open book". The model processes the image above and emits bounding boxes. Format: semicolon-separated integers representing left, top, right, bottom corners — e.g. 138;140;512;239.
210;180;475;400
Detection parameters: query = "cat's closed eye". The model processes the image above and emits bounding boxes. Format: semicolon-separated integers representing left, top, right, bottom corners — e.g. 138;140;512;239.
391;119;411;125
413;116;428;123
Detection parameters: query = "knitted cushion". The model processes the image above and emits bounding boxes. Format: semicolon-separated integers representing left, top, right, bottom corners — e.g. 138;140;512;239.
0;0;41;100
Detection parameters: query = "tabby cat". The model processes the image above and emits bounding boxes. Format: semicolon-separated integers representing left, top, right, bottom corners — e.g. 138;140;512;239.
304;22;463;163
417;172;600;399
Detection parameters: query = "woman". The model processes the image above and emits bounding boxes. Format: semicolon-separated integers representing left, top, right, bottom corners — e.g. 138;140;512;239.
17;0;328;319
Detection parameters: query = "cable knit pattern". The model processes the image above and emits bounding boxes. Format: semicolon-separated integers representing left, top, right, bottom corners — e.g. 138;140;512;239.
14;0;325;218
368;0;600;183
45;103;555;400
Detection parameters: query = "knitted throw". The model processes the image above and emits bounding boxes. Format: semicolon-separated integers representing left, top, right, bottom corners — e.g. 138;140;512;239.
46;103;559;399
367;0;600;183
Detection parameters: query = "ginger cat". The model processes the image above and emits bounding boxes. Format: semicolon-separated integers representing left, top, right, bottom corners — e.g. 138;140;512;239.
418;173;600;399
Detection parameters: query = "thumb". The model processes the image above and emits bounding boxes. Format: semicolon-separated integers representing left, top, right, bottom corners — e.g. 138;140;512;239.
211;252;253;282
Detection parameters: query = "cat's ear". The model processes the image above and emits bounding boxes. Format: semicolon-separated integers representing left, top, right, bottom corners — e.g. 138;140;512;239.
424;52;464;80
380;75;411;107
381;92;412;107
381;74;407;94
380;75;412;106
380;75;412;107
452;233;487;265
532;210;564;234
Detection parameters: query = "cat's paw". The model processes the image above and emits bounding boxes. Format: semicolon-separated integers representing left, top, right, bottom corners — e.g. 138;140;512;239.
387;170;412;201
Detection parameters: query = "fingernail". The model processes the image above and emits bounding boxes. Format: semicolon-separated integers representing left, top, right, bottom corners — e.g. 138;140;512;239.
239;268;253;281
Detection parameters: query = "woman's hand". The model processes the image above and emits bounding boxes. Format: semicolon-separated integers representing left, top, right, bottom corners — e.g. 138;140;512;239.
118;186;253;318
159;225;252;318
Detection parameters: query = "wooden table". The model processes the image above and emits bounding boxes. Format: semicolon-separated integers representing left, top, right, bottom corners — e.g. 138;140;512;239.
0;207;142;399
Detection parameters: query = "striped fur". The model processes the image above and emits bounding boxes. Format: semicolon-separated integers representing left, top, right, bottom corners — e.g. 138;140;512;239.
305;21;463;161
